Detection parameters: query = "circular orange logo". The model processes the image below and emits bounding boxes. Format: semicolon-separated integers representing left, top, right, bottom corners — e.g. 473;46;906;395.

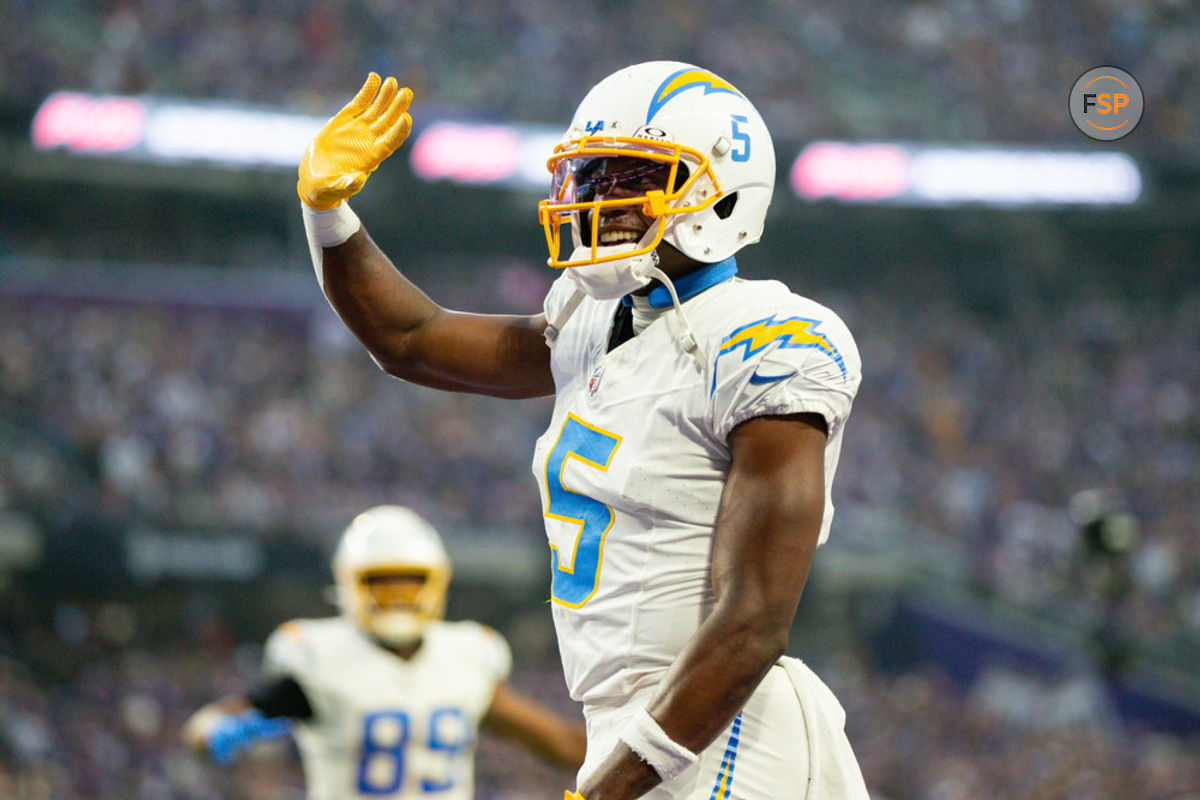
1070;67;1144;141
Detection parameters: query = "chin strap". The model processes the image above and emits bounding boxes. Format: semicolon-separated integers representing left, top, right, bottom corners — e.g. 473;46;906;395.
544;247;658;346
642;263;708;369
543;246;709;372
544;288;585;347
543;262;708;370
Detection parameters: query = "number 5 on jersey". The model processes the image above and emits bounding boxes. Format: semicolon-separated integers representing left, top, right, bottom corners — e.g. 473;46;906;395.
542;414;621;608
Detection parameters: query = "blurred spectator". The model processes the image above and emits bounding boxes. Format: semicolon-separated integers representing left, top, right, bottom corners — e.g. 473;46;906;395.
0;0;1196;151
1;591;1197;799
2;3;1198;797
2;258;1197;665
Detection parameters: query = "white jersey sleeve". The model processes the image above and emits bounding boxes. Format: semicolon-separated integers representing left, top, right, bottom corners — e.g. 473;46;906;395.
465;622;513;686
261;620;345;725
707;287;861;443
263;620;313;679
542;273;575;321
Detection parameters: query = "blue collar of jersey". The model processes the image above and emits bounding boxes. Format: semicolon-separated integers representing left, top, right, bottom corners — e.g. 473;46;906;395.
621;256;738;309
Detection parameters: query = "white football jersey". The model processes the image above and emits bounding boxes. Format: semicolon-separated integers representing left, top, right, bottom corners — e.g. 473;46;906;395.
533;269;861;707
263;617;511;800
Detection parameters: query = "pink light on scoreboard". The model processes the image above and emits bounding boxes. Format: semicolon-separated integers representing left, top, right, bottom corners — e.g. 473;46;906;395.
791;141;911;202
32;92;147;154
790;141;1141;207
409;122;522;184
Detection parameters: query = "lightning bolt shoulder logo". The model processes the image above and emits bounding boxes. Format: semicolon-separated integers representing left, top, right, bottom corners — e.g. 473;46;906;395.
711;315;848;395
646;68;744;124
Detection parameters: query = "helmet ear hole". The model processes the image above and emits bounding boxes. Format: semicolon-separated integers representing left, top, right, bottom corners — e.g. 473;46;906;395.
714;192;738;219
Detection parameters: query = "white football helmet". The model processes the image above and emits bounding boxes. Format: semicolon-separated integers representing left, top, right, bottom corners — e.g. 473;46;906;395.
332;505;451;646
538;61;776;269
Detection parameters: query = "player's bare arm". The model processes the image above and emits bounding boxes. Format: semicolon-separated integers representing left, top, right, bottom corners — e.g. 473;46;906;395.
577;412;828;800
320;230;553;398
482;681;587;771
300;73;553;399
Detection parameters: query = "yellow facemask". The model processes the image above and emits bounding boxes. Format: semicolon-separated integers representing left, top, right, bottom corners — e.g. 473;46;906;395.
538;135;724;269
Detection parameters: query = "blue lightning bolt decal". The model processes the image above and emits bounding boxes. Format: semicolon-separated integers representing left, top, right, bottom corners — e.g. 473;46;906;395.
711;314;847;394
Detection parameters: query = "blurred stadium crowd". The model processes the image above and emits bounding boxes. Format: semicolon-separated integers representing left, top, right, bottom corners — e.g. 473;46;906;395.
3;259;1198;797
2;591;1199;800
1;0;1197;150
2;0;1199;798
3;266;1198;659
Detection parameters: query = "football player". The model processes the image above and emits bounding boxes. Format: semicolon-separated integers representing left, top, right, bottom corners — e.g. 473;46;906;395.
183;505;586;799
296;62;869;800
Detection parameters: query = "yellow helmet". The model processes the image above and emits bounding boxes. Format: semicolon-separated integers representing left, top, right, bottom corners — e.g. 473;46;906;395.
332;505;451;646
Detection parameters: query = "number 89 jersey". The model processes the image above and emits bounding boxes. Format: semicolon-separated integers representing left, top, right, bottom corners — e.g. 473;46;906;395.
533;270;861;707
263;617;511;800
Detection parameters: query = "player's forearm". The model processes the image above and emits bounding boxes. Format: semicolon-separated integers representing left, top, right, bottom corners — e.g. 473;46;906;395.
527;715;588;770
643;482;813;756
316;221;553;397
319;227;441;374
576;608;786;800
296;73;438;380
515;721;588;770
648;601;789;746
484;683;588;771
581;417;825;800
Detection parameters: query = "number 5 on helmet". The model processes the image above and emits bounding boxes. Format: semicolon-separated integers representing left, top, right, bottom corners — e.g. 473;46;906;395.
298;72;414;209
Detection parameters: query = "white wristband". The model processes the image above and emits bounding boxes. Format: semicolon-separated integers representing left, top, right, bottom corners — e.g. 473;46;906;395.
301;201;362;288
302;201;362;247
617;708;698;782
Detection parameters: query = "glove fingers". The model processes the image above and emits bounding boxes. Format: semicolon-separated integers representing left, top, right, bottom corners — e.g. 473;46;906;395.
396;86;413;113
366;76;399;124
345;73;382;118
378;113;413;155
371;86;411;137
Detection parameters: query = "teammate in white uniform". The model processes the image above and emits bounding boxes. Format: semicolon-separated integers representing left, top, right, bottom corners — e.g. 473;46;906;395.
294;61;870;800
184;505;586;799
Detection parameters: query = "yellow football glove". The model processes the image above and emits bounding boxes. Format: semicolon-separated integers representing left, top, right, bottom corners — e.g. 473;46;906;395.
298;72;413;209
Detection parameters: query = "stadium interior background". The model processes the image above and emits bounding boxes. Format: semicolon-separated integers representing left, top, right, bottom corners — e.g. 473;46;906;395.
0;2;1198;798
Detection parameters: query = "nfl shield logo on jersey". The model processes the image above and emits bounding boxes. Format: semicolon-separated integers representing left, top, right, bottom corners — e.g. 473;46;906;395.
587;363;605;401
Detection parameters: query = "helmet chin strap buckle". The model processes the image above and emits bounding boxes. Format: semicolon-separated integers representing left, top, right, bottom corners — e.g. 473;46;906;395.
629;248;660;282
544;288;586;347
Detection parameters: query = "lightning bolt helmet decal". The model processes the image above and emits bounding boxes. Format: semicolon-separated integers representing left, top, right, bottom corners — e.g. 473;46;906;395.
646;68;744;123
